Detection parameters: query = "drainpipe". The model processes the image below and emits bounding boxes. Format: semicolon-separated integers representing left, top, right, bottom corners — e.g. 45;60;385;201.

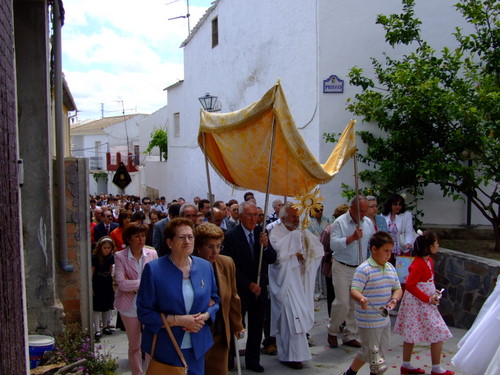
54;0;73;272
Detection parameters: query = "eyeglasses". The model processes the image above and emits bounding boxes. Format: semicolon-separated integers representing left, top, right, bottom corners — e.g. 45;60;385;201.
176;235;194;241
258;214;265;217
105;215;113;218
143;202;151;205
368;205;378;209
205;244;224;251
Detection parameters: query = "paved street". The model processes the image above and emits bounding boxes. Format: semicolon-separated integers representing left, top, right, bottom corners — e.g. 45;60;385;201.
101;299;466;375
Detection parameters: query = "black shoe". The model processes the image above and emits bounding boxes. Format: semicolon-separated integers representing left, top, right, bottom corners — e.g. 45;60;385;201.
327;334;338;348
94;331;102;342
247;363;264;373
103;327;113;335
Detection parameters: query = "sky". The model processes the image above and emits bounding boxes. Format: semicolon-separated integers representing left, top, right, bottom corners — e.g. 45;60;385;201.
62;0;214;121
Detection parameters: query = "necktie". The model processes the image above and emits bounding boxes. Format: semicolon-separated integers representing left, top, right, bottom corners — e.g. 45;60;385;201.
106;224;110;234
248;232;255;258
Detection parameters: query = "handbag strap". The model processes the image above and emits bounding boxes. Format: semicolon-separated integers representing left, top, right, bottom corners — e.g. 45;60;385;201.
150;313;188;370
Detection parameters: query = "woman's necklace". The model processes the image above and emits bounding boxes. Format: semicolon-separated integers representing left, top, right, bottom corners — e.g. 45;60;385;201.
170;255;192;279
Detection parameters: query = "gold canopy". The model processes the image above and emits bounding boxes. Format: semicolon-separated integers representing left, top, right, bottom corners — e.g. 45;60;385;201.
198;82;356;197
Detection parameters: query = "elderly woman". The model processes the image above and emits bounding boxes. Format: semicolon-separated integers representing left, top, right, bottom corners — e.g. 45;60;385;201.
193;223;244;375
366;196;388;233
137;218;220;375
110;209;132;252
114;222;158;375
382;194;415;263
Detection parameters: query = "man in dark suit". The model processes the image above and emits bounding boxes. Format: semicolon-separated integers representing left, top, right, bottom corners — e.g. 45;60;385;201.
153;203;181;257
93;209;118;243
222;201;277;373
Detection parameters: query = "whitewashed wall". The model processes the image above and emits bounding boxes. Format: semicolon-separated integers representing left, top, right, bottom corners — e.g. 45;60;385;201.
71;133;108;160
138;106;169;160
316;0;482;224
160;0;489;225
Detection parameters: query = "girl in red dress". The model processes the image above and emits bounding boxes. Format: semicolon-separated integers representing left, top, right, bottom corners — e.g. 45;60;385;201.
394;231;454;375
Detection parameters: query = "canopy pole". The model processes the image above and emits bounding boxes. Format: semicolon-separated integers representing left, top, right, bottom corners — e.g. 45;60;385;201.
202;132;215;222
256;116;277;288
353;151;363;264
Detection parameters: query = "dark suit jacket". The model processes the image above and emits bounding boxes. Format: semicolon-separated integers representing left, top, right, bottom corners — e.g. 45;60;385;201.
221;224;277;304
152;217;169;256
224;217;238;231
94;221;118;243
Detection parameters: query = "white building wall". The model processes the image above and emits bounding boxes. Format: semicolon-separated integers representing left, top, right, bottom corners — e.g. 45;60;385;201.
316;0;480;224
138;105;169;160
160;0;489;225
105;114;147;157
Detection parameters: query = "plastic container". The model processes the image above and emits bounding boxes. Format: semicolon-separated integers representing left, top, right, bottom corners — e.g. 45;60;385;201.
28;335;55;369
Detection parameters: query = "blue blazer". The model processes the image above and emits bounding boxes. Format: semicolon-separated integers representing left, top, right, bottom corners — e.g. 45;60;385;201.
137;255;220;362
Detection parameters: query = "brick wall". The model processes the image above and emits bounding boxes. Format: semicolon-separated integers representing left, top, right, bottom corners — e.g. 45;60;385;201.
0;0;28;372
56;158;91;329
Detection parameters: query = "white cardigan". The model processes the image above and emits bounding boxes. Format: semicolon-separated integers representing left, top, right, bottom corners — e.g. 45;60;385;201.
383;211;415;252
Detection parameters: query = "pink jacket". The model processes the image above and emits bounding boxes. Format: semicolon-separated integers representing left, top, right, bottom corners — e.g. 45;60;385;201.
114;247;158;312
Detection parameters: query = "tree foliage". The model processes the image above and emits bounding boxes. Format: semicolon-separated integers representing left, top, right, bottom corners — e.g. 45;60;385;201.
345;0;500;251
145;127;168;161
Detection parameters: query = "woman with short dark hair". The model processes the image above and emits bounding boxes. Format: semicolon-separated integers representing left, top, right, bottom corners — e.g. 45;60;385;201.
382;194;415;263
110;209;132;252
194;223;244;375
137;218;220;375
114;222;158;375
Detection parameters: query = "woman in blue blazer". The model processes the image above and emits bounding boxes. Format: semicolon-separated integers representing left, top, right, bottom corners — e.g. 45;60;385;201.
137;218;220;375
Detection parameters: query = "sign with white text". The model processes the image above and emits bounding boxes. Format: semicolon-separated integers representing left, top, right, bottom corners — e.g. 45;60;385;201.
323;75;344;93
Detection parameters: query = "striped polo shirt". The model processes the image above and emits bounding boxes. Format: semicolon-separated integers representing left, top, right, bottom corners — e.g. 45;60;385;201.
351;257;401;328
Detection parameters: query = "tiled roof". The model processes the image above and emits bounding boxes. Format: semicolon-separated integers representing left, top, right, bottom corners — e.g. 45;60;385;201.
71;114;141;135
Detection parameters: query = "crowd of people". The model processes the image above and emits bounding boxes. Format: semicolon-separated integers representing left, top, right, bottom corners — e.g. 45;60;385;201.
88;191;474;375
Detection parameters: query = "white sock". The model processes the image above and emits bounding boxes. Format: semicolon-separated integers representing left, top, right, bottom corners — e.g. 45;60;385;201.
432;365;446;373
403;362;418;369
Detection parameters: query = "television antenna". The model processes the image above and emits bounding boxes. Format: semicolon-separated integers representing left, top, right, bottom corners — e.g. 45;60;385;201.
167;0;191;35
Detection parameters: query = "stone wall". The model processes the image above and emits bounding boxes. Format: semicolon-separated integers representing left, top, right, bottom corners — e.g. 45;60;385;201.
435;248;500;329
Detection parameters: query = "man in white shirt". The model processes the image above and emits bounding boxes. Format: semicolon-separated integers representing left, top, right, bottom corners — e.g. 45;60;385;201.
326;195;374;348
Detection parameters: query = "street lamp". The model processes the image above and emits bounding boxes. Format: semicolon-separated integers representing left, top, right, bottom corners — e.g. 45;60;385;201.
198;93;219;112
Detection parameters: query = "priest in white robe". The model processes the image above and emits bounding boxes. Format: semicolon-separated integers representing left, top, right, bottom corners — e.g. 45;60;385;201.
268;202;324;369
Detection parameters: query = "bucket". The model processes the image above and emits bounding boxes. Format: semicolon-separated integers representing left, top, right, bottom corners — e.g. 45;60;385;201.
28;335;55;369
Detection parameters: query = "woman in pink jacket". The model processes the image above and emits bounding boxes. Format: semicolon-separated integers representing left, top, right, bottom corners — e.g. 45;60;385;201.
114;222;158;375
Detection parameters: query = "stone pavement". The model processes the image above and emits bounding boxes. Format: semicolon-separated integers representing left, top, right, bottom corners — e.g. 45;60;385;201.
101;299;467;375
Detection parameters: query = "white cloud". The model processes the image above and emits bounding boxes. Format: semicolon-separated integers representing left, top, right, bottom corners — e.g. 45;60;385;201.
62;0;212;120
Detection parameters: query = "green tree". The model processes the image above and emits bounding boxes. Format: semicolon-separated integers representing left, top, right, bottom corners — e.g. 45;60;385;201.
344;0;499;251
145;127;168;161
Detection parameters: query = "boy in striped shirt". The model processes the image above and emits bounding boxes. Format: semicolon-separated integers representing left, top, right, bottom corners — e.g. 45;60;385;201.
342;231;403;375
